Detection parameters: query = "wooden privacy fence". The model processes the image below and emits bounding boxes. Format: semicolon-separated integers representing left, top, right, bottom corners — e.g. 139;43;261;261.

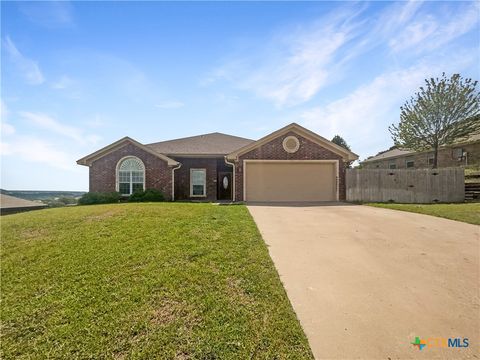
346;168;465;203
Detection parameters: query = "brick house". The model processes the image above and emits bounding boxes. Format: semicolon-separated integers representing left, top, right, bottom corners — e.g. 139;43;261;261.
77;123;358;202
361;134;480;169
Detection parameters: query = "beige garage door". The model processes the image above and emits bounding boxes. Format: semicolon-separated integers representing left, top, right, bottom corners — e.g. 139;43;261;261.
244;161;337;202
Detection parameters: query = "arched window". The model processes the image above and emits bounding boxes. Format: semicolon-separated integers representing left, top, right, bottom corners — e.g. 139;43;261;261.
117;157;145;195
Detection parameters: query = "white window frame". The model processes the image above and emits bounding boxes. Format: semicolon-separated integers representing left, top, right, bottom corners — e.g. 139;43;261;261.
190;168;207;197
388;162;396;169
116;156;145;196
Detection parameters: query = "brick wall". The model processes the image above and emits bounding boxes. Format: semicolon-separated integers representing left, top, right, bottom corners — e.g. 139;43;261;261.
171;157;222;201
234;131;347;201
89;143;173;200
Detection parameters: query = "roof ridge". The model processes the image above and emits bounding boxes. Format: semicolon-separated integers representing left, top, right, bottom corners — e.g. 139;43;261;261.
145;132;254;146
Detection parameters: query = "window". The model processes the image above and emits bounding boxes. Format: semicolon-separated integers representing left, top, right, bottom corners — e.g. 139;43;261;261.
389;162;396;169
117;157;145;195
428;156;434;165
452;148;464;160
190;169;206;197
406;157;415;168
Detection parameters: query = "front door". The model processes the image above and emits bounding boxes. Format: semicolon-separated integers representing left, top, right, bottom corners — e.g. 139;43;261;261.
217;172;232;200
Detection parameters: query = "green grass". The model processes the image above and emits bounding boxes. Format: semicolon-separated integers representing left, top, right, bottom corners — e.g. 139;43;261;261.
1;203;313;359
367;203;480;225
465;166;480;183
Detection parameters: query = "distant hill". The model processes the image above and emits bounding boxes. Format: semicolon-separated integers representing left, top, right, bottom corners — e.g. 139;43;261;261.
0;189;86;202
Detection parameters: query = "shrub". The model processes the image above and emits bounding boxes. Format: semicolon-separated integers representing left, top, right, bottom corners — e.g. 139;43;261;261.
128;189;165;202
78;192;121;205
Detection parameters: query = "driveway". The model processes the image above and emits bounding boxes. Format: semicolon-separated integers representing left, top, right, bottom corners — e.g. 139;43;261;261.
247;203;479;359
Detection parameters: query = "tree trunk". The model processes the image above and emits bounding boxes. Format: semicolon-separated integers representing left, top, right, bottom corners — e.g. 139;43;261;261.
433;145;439;168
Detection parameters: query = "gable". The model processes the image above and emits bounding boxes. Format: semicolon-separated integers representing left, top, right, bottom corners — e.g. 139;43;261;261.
77;137;178;166
227;123;358;161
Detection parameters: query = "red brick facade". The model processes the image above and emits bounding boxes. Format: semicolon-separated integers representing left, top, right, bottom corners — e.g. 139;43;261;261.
234;131;347;201
171;157;231;201
89;143;173;200
87;130;350;202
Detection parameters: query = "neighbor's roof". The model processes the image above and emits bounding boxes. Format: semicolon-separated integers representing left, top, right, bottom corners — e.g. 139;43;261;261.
362;148;414;163
363;132;480;163
146;132;255;155
0;194;47;210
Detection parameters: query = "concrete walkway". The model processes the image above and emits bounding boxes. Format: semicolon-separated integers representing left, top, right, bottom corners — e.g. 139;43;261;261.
247;203;479;359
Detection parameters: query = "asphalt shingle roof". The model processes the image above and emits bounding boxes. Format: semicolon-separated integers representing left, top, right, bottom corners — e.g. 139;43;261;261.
146;132;255;155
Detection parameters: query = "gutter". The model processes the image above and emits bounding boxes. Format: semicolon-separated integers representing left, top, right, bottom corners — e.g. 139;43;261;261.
171;163;182;201
224;156;236;202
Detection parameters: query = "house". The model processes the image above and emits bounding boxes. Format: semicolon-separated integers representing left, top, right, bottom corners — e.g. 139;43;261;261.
0;194;47;215
361;134;480;169
77;123;358;202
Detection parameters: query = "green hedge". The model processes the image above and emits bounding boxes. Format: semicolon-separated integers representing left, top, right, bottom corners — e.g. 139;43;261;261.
78;192;121;205
128;189;165;202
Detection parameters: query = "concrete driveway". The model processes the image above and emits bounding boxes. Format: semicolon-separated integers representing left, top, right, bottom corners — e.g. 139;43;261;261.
247;203;479;359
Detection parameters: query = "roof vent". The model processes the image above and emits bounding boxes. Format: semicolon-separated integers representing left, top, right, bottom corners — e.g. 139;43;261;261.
283;136;300;153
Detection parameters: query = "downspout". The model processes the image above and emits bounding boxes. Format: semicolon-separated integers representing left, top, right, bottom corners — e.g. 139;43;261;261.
224;156;236;202
171;163;182;201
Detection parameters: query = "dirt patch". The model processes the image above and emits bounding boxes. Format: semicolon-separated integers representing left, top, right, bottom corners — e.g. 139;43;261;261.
20;228;49;240
226;277;254;306
174;351;191;360
150;299;199;327
84;210;120;223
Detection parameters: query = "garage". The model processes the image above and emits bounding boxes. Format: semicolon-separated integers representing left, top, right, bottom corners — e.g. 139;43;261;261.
244;160;337;202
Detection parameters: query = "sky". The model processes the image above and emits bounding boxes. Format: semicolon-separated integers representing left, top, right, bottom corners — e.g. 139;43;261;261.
1;1;479;191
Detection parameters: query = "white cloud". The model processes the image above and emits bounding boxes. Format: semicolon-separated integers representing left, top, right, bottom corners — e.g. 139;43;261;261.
207;1;478;108
300;53;477;160
3;36;45;85
1;136;76;171
1;122;15;136
51;75;73;89
155;101;185;109
0;99;8;118
208;6;366;107
0;100;15;136
389;3;479;53
19;112;100;145
18;1;74;28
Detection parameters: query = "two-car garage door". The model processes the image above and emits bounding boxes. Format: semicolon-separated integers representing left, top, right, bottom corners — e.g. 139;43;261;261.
244;161;337;202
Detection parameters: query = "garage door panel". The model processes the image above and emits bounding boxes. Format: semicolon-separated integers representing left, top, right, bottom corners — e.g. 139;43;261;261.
245;162;336;202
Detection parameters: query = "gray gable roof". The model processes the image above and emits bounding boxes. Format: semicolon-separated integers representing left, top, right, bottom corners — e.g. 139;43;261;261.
146;132;255;155
363;133;480;163
363;148;414;162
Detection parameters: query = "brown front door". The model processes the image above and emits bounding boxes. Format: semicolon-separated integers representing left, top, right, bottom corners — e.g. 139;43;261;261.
217;172;232;200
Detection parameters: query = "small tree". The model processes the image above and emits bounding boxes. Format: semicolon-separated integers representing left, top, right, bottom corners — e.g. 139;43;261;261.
331;135;351;151
331;135;353;167
389;73;480;168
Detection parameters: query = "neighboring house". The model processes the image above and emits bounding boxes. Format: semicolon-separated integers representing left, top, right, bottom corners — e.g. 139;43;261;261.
361;134;480;169
77;123;358;202
0;194;47;215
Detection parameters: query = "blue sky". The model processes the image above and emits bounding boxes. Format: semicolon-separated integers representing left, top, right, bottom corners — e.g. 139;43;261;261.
1;1;479;191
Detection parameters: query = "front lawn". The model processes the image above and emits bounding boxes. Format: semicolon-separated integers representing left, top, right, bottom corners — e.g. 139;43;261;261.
367;202;480;225
1;203;312;359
